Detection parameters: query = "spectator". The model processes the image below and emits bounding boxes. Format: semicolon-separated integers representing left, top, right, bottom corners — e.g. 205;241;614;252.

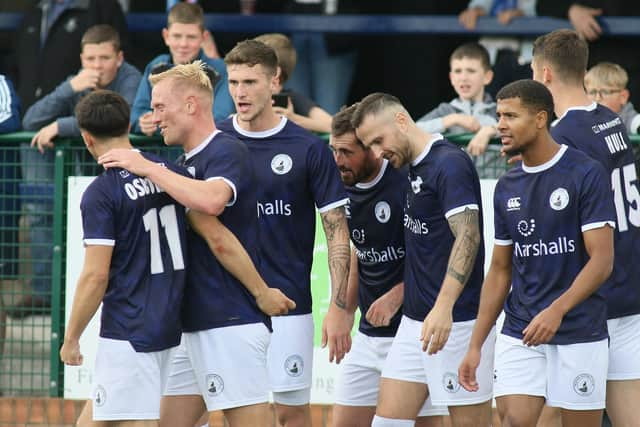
585;62;640;135
254;33;333;134
458;0;536;97
416;42;501;178
11;0;129;112
13;24;140;319
130;2;234;135
23;25;141;147
0;74;21;280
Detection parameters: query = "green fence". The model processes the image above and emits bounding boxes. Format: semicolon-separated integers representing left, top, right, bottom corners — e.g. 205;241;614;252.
0;132;638;398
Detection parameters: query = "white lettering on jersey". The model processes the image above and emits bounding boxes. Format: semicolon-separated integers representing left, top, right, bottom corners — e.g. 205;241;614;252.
257;199;292;217
403;213;429;235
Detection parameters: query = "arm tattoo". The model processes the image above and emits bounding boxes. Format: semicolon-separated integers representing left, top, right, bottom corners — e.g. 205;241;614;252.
446;208;481;286
321;207;350;309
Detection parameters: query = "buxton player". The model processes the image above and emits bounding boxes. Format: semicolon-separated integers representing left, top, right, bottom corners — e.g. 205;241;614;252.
60;90;188;425
218;40;352;427
352;93;494;427
531;29;640;425
459;79;615;427
330;103;448;427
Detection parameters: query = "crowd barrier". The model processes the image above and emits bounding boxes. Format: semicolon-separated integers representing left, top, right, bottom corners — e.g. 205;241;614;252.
0;132;638;401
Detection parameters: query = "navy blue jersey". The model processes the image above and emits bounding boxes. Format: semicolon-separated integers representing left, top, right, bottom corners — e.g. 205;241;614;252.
403;135;485;322
81;152;187;352
218;117;348;315
345;160;407;337
551;103;640;318
494;146;615;344
179;131;269;332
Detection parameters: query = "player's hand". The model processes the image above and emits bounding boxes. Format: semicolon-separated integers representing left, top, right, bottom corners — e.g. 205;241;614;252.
458;347;481;392
420;303;452;355
60;339;83;366
70;68;101;92
568;4;603;41
321;304;354;364
365;290;402;327
458;7;484;30
138;112;157;136
30;121;59;153
497;9;524;25
256;287;296;316
522;304;563;346
98;148;154;176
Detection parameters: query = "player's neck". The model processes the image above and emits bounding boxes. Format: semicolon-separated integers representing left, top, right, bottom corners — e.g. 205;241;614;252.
183;118;217;153
360;157;384;184
237;108;282;133
409;127;433;163
552;84;592;118
93;137;133;158
522;135;560;167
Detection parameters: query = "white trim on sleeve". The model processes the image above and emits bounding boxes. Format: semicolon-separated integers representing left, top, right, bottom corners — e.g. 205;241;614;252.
206;177;237;207
84;239;115;246
444;204;479;219
581;221;616;232
317;198;349;213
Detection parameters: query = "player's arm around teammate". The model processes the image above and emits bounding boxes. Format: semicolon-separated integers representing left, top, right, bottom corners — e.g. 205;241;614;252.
320;205;354;364
99;149;294;316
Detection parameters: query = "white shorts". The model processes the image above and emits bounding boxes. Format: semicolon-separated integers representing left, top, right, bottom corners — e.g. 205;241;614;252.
335;331;448;416
608;314;640;380
494;333;608;410
267;314;314;396
164;323;271;411
92;337;174;421
381;316;495;407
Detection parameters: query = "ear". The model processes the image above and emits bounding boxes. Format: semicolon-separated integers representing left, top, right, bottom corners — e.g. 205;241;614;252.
620;89;630;104
80;130;93;148
116;50;124;67
162;28;170;46
542;65;553;85
395;110;409;132
535;110;548;129
484;69;494;85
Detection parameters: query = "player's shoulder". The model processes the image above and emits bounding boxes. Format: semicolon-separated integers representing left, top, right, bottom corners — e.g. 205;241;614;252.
281;120;326;147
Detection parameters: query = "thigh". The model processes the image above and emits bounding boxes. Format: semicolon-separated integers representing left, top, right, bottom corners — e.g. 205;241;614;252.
424;321;495;406
377;377;429;421
223;402;270;427
496;395;545;427
607;315;640;380
267;314;314;393
493;333;546;400
186;323;271;411
546;339;608;410
605;379;640;427
333;404;376;427
92;338;170;421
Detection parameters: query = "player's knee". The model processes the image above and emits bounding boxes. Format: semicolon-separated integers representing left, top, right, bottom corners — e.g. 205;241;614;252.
273;391;311;427
371;415;416;427
499;410;536;427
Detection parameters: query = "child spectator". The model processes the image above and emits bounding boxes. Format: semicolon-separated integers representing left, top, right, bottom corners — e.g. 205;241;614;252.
254;33;332;134
130;2;234;135
585;62;640;135
416;42;499;173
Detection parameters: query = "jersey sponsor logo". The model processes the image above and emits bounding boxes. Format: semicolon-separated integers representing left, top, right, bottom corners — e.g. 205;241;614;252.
549;188;569;211
442;372;460;393
410;176;423;194
375;201;391;223
507;197;521;211
123;177;165;201
514;237;576;258
517;219;536;237
94;385;106;407
284;354;304;377
591;116;622;134
351;228;365;244
271;154;293;175
404;213;429;235
257;199;292;217
604;131;629;155
573;373;595;396
355;245;405;264
206;374;224;396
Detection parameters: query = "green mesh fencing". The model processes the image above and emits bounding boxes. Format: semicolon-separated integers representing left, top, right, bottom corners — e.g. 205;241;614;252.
0;132;638;398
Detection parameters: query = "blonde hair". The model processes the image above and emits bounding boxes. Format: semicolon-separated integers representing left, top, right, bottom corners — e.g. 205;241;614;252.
585;62;628;89
149;60;213;102
254;33;297;84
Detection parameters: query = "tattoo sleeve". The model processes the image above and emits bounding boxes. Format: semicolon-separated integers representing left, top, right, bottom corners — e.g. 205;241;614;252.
446;208;481;286
321;206;351;309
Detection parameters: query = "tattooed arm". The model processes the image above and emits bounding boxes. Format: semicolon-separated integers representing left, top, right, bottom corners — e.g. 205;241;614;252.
421;207;481;354
319;206;354;363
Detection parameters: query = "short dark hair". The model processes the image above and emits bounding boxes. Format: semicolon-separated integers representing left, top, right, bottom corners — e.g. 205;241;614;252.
332;103;358;138
81;24;121;52
533;29;588;85
351;93;404;129
451;42;491;71
75;90;130;138
224;40;278;77
496;79;555;128
167;2;205;30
